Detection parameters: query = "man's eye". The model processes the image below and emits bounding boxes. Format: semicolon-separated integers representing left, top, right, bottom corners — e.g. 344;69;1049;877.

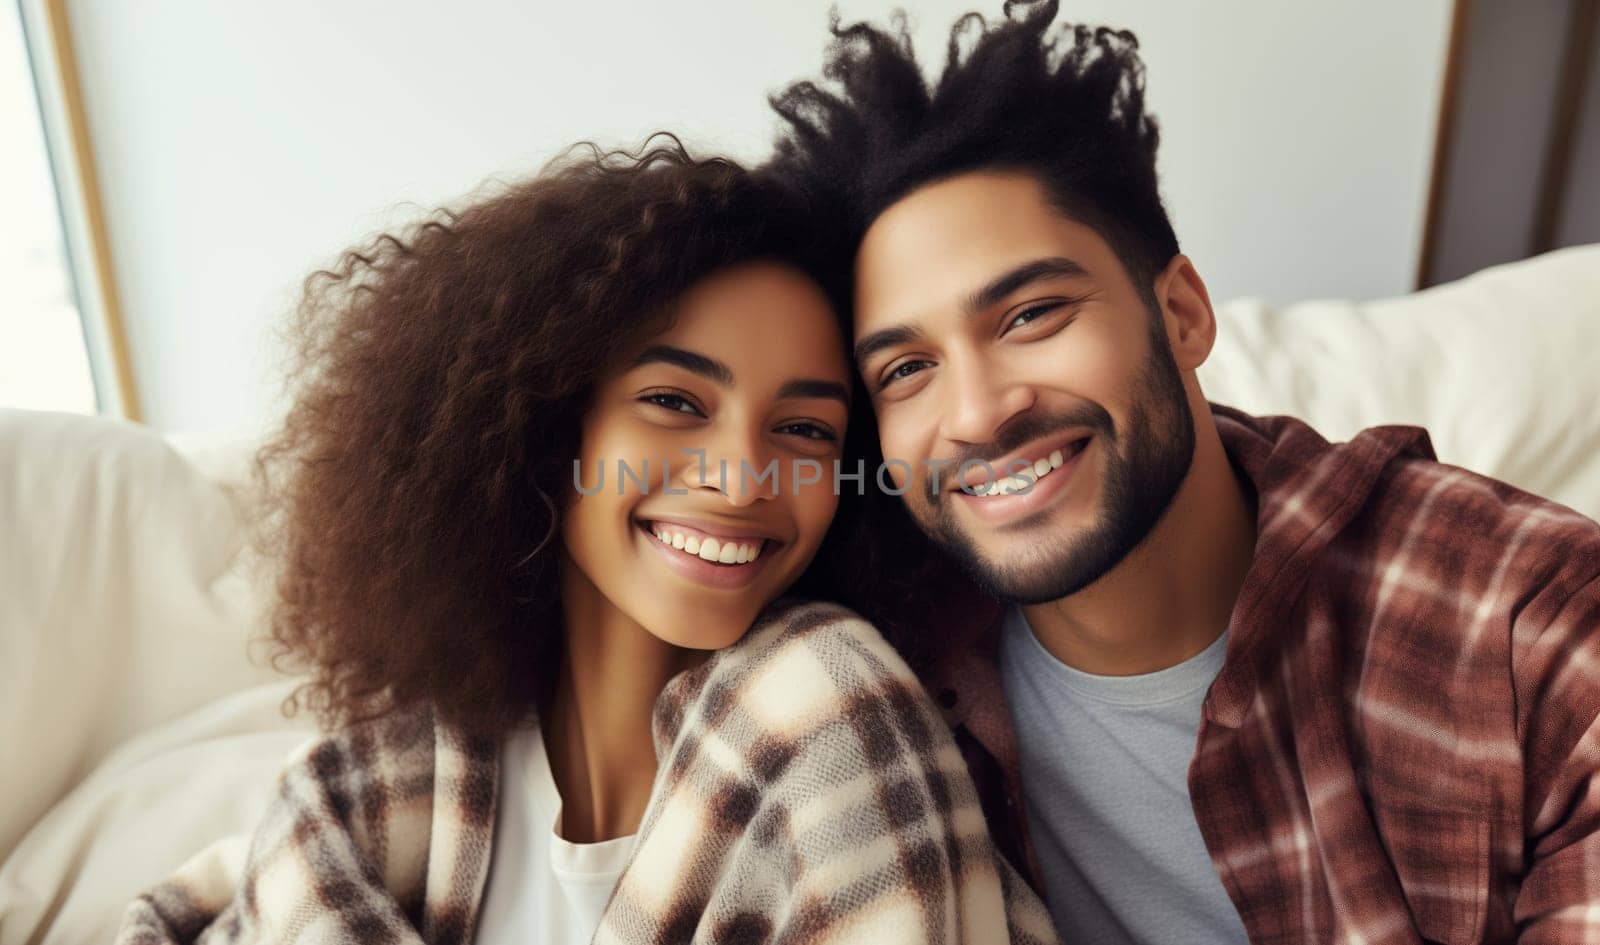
776;422;838;442
1006;302;1062;331
881;359;931;387
642;393;703;416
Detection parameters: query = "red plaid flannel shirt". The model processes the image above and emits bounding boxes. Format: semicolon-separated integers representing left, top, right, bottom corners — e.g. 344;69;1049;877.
929;404;1600;944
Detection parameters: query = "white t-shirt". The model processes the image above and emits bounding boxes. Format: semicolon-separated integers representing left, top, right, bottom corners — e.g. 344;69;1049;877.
474;722;638;945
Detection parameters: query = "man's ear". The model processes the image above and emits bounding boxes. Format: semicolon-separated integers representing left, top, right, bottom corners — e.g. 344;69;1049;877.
1153;254;1216;373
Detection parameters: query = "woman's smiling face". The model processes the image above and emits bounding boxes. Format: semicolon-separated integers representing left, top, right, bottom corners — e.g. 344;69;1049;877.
561;261;850;649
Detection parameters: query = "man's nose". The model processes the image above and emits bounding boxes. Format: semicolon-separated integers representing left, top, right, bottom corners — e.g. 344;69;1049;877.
937;349;1035;446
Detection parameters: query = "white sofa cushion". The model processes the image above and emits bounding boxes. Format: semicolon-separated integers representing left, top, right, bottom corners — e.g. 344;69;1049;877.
0;410;287;860
0;681;314;945
1200;243;1600;520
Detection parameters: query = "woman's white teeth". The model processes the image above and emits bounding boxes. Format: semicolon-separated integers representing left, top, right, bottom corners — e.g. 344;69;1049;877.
977;446;1072;497
651;525;762;565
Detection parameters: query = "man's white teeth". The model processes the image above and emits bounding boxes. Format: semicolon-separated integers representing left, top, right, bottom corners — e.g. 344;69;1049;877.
984;475;1034;496
651;525;762;565
975;445;1072;497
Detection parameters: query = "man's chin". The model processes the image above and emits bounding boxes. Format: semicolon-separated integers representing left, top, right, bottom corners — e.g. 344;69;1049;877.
913;500;1121;602
956;502;1094;564
938;533;1096;605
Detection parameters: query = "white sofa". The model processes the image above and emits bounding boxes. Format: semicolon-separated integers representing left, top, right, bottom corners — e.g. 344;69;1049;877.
2;243;1598;943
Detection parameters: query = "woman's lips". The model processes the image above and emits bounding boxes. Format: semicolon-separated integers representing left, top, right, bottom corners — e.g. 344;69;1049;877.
641;519;770;564
635;519;778;590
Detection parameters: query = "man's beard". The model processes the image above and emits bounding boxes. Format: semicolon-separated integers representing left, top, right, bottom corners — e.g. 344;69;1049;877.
912;329;1196;605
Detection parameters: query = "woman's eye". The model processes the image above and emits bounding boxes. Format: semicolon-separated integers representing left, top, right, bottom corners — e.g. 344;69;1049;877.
776;422;838;443
642;393;704;416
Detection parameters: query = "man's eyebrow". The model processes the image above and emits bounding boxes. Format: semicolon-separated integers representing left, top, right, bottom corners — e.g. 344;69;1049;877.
966;256;1090;313
853;324;924;368
853;257;1089;368
775;378;851;406
631;344;734;387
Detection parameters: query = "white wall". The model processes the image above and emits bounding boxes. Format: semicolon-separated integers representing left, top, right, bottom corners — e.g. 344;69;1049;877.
63;0;1453;433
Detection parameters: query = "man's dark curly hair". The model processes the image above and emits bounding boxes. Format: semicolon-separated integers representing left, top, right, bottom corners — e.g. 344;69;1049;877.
756;0;1183;668
255;137;860;739
767;0;1179;296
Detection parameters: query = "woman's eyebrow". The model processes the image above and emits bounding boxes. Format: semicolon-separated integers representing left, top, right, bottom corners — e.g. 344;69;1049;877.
631;344;734;387
776;378;851;405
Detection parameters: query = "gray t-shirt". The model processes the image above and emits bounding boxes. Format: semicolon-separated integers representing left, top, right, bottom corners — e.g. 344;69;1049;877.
998;606;1248;945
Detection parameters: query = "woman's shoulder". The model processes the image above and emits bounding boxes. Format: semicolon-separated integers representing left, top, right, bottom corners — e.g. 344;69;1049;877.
658;598;930;745
741;597;900;660
117;706;466;943
265;705;468;889
276;703;443;803
728;598;920;688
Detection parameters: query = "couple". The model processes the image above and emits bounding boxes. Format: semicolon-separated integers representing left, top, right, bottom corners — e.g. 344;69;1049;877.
119;3;1600;944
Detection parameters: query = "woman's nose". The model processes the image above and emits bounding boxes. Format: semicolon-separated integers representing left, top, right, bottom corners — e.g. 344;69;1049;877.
675;429;775;507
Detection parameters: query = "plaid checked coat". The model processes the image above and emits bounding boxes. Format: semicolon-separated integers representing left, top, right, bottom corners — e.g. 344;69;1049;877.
934;405;1600;944
116;601;1059;945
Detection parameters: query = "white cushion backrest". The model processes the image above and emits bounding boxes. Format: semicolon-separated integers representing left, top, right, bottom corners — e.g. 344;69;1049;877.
0;409;284;859
1201;244;1600;520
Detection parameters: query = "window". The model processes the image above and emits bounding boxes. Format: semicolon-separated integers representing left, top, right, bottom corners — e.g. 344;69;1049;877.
1;1;96;414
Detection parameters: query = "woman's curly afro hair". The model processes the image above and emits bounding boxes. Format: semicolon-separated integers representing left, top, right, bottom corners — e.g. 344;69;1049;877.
255;137;850;739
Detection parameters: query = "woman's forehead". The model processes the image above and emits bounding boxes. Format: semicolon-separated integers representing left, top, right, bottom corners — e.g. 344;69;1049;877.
651;262;849;383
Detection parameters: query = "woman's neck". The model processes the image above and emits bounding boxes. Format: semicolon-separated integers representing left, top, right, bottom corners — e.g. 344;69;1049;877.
543;553;707;843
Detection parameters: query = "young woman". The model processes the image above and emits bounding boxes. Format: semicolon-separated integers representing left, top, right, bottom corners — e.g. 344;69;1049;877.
114;141;1058;945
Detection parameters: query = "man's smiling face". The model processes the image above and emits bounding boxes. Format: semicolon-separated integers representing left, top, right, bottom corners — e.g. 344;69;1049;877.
853;170;1196;604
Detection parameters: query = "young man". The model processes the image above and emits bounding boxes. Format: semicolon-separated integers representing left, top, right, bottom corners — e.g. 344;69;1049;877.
768;2;1600;942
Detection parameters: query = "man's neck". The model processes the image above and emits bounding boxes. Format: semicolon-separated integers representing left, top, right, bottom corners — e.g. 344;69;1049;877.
544;555;706;843
1019;418;1257;677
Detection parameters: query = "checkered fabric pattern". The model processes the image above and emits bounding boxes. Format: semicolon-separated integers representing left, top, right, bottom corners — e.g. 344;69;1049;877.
933;404;1600;944
115;601;1057;944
